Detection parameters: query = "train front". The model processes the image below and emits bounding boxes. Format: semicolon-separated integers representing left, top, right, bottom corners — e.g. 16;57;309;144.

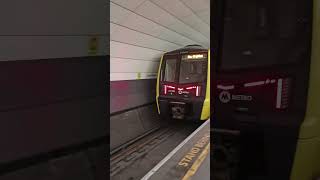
156;47;210;121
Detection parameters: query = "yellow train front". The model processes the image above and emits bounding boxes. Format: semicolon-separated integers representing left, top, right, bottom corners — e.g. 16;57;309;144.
156;45;210;121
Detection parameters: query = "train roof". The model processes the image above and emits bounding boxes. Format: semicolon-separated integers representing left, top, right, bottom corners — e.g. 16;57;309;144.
164;45;208;55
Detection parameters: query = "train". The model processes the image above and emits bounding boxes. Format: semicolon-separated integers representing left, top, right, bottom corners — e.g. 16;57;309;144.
156;45;210;121
212;0;319;179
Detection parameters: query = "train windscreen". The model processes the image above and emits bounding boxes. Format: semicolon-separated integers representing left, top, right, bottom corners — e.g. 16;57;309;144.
179;54;207;83
219;0;311;71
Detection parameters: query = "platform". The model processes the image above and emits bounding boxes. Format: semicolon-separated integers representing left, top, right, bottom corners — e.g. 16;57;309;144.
141;119;210;180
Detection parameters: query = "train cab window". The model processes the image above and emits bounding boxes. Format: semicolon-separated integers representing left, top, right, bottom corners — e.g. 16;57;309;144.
179;54;207;84
219;0;312;71
163;58;177;82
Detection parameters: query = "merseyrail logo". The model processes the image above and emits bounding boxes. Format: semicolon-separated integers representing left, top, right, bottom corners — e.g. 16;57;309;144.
219;91;231;103
219;91;253;103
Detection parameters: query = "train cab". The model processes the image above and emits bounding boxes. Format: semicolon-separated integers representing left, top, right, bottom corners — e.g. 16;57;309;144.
156;45;210;121
211;0;320;179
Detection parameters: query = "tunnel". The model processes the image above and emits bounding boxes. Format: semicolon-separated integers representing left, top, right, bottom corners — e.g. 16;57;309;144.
109;0;210;154
109;0;210;179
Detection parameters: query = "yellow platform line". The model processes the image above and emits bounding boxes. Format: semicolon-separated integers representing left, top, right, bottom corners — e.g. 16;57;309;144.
181;143;210;180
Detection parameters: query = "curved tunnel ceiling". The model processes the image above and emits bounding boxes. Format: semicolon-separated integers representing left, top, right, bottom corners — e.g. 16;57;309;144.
110;0;210;81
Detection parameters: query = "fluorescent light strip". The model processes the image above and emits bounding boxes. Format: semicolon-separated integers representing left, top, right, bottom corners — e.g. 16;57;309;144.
196;86;199;96
276;79;283;109
217;85;234;90
244;81;265;87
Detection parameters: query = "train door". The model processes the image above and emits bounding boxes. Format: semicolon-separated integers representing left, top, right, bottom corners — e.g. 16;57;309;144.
211;0;317;179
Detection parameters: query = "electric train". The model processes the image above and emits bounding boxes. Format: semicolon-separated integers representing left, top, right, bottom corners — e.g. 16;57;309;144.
156;45;210;121
212;0;320;179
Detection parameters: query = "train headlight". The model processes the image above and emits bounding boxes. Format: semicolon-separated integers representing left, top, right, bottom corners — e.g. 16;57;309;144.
186;85;201;97
196;86;201;96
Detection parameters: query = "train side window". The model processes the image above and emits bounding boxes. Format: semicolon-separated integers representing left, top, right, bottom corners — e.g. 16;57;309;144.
163;59;177;82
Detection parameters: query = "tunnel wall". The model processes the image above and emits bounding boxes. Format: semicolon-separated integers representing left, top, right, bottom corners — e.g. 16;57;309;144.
0;0;107;179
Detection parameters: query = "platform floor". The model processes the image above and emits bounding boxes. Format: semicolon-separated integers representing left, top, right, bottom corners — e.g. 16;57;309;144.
141;119;210;180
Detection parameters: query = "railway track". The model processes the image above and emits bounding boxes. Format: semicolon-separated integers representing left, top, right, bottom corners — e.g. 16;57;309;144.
110;125;179;177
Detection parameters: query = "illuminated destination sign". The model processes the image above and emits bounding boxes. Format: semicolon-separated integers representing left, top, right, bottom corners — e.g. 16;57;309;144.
188;54;204;59
183;54;207;60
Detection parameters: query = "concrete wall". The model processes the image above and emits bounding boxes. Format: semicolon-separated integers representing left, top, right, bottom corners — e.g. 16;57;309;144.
110;79;156;113
0;0;107;60
0;0;108;178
